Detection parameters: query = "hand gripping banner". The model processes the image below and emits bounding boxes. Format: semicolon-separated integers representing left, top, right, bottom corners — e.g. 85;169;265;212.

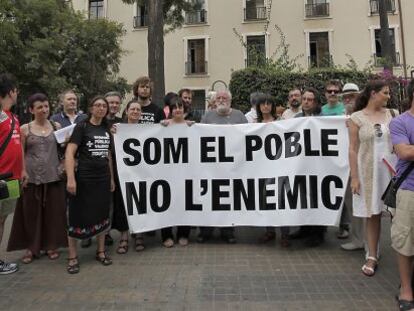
114;117;349;233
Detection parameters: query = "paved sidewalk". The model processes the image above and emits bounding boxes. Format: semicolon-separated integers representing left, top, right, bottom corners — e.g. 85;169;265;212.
0;216;400;311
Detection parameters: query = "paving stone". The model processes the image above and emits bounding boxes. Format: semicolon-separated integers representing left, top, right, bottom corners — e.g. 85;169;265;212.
0;218;401;311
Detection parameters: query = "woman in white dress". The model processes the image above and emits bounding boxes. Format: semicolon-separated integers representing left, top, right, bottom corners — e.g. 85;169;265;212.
349;80;398;276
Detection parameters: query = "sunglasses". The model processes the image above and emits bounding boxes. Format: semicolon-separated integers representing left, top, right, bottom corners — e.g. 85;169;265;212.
327;89;340;94
374;124;383;137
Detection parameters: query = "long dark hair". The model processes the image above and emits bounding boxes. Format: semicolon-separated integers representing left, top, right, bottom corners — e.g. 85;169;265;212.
168;97;184;119
407;79;414;108
255;93;278;123
354;80;388;112
87;95;110;129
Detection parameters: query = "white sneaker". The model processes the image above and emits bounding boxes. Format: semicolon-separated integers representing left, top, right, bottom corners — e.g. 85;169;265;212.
340;242;364;251
0;260;18;275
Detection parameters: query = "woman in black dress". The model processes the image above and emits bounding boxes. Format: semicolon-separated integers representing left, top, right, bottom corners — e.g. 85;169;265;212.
65;96;115;274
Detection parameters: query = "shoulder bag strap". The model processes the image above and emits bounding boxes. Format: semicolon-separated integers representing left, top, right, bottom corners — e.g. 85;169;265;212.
394;162;414;190
389;109;396;118
0;113;16;158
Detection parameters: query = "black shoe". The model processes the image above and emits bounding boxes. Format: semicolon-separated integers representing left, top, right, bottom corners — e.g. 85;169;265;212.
81;238;92;248
304;235;324;247
221;233;237;244
226;235;237;244
197;234;210;243
289;229;307;240
105;234;114;246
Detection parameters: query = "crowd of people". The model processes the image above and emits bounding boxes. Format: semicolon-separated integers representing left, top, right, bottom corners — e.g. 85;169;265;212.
0;72;413;310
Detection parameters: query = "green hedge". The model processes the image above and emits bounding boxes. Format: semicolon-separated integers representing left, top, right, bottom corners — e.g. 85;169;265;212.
229;68;374;112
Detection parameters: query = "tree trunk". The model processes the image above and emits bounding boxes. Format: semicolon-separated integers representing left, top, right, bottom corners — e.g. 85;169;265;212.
378;0;393;73
147;0;165;106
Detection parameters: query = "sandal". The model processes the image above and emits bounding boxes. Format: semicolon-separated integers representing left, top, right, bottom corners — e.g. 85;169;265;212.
361;256;378;277
95;251;112;266
21;251;34;264
47;250;60;260
163;238;174;248
396;296;414;311
116;239;129;254
135;237;145;252
280;235;290;248
67;257;80;274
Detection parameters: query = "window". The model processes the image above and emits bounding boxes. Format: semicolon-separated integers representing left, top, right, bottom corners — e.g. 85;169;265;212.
186;39;207;75
133;1;148;28
246;35;266;67
244;0;266;21
89;0;104;19
369;0;396;15
185;0;207;25
192;89;207;119
305;0;329;18
308;32;331;68
373;28;399;66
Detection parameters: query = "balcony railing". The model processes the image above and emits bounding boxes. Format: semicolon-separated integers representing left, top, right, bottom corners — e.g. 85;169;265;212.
373;51;400;66
308;54;333;68
133;15;148;28
370;0;396;14
185;61;208;75
245;54;267;68
185;9;207;24
244;6;267;21
305;3;330;18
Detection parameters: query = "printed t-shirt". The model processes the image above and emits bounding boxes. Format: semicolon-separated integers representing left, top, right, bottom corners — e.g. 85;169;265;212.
0;111;22;179
139;102;165;124
69;121;111;178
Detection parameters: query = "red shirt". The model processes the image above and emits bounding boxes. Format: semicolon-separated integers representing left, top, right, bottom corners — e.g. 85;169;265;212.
0;111;23;179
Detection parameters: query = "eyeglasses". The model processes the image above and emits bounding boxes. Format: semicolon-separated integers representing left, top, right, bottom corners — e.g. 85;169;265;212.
374;124;383;137
93;103;107;108
302;97;314;101
327;89;340;94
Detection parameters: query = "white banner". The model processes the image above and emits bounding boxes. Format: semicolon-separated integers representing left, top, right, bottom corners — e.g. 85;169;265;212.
114;117;349;233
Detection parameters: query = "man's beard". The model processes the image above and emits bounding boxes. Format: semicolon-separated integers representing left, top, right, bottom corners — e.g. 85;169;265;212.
290;100;300;108
217;105;230;114
138;94;150;101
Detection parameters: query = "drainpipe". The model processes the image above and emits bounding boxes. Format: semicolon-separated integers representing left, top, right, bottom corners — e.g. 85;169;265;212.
397;0;407;78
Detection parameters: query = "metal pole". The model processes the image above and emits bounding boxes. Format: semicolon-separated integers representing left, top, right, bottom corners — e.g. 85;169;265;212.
397;0;408;78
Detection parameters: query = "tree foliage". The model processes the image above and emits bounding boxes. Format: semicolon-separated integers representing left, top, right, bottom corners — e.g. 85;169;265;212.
0;0;129;112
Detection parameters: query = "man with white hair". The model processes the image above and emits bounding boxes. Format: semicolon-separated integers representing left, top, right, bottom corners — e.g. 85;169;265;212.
198;90;247;243
201;90;247;125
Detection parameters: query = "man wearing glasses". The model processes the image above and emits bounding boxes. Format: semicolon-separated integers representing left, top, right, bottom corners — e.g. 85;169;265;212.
322;80;345;116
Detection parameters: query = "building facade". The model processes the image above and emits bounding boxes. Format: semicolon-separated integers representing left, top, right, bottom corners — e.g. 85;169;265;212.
72;0;413;111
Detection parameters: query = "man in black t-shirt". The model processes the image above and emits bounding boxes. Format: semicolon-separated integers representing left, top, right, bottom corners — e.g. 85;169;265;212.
130;76;165;248
132;76;165;124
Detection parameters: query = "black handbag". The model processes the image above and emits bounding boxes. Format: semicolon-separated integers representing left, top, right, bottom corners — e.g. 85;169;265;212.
381;162;414;208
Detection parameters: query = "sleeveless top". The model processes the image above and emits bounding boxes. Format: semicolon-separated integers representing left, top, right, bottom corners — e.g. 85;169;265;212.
25;123;60;185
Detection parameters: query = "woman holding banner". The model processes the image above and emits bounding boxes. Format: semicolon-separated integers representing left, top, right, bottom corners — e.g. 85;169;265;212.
160;98;194;247
65;96;115;274
255;93;290;247
349;80;397;277
111;99;142;254
7;93;67;263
